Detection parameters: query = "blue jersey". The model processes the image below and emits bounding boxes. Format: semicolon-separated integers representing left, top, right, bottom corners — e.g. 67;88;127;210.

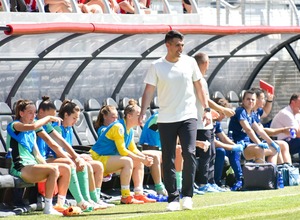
228;106;255;143
6;120;38;172
253;107;263;123
139;112;161;149
36;121;55;159
97;125;107;137
48;122;73;157
53;122;73;145
214;121;223;135
92;119;138;156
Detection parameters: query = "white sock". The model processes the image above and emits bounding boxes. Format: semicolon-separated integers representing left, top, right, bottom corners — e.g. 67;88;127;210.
57;194;66;206
121;185;130;190
134;186;143;195
44;197;53;213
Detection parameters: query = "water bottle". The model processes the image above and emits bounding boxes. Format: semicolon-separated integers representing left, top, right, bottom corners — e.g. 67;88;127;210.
5;148;12;159
157;195;168;202
228;131;233;140
277;171;284;189
290;128;296;139
147;193;158;200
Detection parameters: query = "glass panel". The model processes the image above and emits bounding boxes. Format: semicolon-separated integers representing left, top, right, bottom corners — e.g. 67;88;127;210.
118;60;153;101
184;34;218;55
68;59;135;105
0;33;70;58
98;35;165;58
45;33;123;58
209;56;264;97
191;35;252;57
14;60;84;103
0;61;30;103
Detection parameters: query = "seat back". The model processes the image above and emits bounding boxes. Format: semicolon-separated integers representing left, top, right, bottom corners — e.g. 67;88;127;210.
226;91;240;109
211;91;225;100
150;96;159;114
103;97;118;108
35;99;42;110
103;97;121;119
54;99;62;111
0;102;13;152
84;98;101;140
239;90;246;102
118;97;130;119
71;99;96;146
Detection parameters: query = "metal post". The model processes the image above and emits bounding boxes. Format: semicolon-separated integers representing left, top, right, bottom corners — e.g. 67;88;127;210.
216;0;220;26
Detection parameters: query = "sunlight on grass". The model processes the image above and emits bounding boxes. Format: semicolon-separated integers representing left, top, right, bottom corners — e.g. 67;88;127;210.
4;185;300;220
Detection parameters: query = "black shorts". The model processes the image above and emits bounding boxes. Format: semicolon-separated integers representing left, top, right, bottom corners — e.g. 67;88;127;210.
142;144;160;151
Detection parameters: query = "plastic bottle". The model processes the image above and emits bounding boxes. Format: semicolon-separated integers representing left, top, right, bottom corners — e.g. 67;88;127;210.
147;193;158;200
5;148;12;159
277;171;284;189
228;131;233;140
290;128;296;139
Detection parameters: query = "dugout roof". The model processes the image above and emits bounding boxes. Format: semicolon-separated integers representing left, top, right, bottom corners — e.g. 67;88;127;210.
1;14;300;119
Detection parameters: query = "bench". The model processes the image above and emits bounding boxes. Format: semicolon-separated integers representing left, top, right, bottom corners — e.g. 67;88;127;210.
0;152;41;216
0;152;35;189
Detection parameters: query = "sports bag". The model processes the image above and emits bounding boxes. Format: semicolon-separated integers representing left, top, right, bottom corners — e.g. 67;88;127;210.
277;164;299;186
242;162;278;190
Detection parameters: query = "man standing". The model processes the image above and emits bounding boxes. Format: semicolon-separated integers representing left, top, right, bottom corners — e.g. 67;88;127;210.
193;52;235;193
139;30;211;211
271;93;300;158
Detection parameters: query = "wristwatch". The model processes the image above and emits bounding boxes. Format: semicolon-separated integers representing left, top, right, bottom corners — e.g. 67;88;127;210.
204;107;211;112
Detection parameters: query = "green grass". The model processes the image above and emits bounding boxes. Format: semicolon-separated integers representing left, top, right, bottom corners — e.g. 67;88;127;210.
4;186;300;220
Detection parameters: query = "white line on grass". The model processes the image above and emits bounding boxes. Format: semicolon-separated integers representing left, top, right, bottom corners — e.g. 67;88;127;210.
224;206;300;220
116;192;300;220
196;192;300;210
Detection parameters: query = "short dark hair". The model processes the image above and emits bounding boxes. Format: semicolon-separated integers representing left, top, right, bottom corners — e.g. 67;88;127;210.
194;52;209;65
165;30;184;43
242;90;256;100
250;87;264;98
289;93;300;104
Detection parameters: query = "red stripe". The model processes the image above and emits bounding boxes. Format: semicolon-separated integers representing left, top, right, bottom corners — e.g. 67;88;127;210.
5;23;300;35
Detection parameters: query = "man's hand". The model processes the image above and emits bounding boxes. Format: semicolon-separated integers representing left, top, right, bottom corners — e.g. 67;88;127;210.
202;111;212;127
138;114;146;126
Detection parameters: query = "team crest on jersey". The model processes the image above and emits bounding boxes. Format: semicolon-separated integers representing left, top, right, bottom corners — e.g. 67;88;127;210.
118;126;124;136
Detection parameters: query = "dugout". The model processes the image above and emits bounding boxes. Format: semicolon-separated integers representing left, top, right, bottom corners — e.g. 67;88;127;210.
0;11;300;152
1;4;300;213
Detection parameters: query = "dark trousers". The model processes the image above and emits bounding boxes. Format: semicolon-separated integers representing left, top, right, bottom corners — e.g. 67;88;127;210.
226;150;243;181
214;148;226;184
195;129;216;185
158;118;197;203
286;138;300;159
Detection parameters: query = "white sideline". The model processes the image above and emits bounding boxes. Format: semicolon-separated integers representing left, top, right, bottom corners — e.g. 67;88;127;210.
114;192;300;220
